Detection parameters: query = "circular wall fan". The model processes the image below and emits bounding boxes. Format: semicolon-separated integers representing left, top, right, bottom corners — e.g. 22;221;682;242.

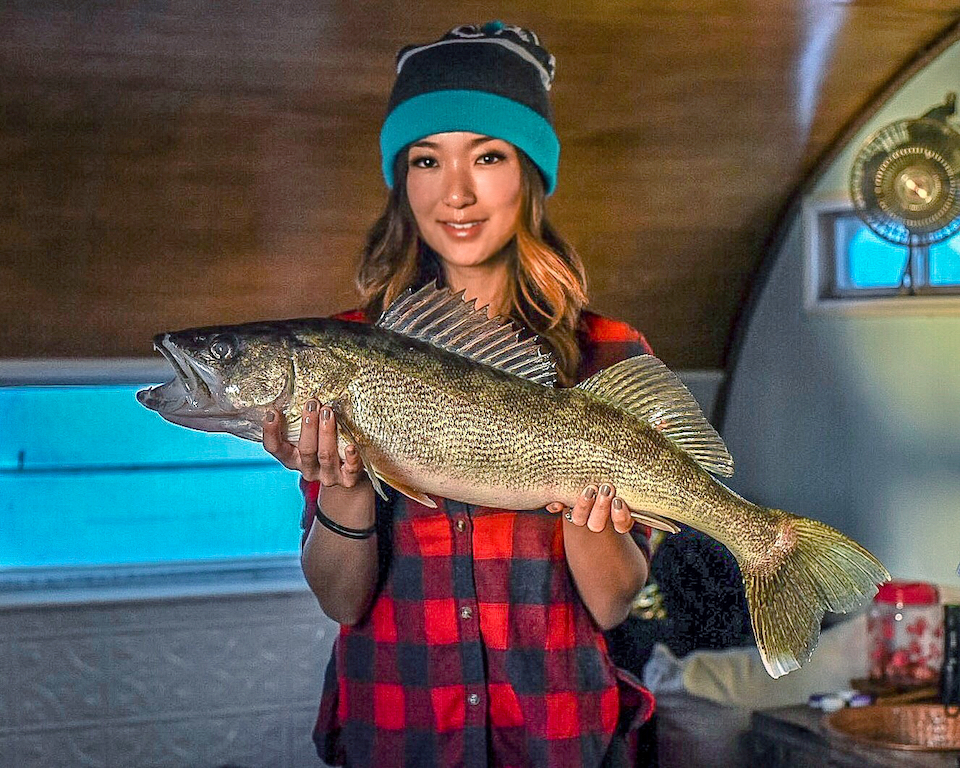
850;94;960;257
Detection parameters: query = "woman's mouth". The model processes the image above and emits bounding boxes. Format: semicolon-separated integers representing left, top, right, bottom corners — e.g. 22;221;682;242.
440;220;485;238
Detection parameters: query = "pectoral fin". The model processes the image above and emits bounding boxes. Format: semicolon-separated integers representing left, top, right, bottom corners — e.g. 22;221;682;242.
375;472;438;509
629;509;681;534
282;407;395;505
284;415;302;444
335;421;389;503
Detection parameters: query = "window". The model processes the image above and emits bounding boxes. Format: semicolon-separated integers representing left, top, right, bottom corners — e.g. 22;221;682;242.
805;201;960;312
0;371;305;600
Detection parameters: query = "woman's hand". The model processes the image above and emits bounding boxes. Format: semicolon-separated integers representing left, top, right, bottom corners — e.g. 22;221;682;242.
262;401;368;489
264;401;378;625
547;484;635;534
549;484;646;629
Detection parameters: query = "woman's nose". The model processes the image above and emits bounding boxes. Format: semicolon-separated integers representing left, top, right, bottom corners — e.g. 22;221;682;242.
442;167;476;208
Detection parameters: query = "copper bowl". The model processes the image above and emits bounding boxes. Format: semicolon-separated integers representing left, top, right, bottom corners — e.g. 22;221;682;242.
825;704;960;751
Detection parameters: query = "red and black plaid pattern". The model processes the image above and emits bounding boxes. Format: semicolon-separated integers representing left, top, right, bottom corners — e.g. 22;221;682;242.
305;310;655;767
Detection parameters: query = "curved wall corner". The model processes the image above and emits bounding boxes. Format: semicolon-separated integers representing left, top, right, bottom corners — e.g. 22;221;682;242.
720;36;960;585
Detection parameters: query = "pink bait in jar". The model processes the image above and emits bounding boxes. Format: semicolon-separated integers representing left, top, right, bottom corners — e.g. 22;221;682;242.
868;580;943;688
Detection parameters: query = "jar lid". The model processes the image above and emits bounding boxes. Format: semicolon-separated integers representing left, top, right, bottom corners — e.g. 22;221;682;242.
874;580;939;606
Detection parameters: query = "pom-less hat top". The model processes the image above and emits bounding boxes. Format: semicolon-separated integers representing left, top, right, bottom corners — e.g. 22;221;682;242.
379;22;560;194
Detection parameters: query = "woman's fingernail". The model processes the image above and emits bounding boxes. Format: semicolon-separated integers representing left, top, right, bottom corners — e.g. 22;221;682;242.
321;407;332;422
600;484;612;497
613;498;623;511
583;486;597;500
264;410;276;423
306;400;318;413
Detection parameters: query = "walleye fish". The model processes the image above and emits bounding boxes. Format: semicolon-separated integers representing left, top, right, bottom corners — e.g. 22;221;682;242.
138;283;889;678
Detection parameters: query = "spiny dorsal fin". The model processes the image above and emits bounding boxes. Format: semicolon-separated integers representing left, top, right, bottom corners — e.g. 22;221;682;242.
377;283;557;386
577;355;734;477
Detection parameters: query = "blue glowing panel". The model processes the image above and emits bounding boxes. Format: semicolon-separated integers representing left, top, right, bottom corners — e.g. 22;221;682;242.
0;385;302;568
930;236;960;286
846;225;908;288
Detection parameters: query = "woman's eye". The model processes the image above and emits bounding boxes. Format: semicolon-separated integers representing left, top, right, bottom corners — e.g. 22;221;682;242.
209;334;237;361
409;156;437;169
478;152;506;164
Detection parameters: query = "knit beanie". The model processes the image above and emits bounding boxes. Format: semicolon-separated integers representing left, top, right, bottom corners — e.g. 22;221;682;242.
379;21;560;194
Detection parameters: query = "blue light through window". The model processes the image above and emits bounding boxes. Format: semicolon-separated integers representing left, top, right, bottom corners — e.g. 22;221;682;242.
844;223;908;288
0;385;303;570
930;236;960;285
832;212;960;293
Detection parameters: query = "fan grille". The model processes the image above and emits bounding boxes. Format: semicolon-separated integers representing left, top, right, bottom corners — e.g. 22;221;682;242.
850;117;960;246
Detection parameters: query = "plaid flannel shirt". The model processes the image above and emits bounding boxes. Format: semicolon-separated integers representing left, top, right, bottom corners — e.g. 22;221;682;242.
303;310;655;767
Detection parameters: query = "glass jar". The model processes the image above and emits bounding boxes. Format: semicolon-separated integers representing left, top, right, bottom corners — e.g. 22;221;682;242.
868;580;943;687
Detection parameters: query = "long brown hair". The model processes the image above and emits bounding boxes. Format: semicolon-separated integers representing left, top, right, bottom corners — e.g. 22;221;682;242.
357;148;588;385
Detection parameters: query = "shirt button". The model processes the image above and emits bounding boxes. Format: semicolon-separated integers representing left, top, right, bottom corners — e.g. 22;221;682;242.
467;693;480;706
455;519;467;533
459;606;473;620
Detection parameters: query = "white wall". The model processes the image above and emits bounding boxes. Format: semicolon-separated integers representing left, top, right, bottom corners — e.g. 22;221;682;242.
722;36;960;590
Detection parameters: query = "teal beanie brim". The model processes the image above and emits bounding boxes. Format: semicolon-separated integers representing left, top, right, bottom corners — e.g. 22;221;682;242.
380;90;560;195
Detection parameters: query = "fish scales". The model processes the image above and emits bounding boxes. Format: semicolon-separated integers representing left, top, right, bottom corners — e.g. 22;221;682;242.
137;284;889;680
265;322;832;587
320;324;716;521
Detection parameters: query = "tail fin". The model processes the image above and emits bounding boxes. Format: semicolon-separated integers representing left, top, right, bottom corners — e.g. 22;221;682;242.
743;512;890;679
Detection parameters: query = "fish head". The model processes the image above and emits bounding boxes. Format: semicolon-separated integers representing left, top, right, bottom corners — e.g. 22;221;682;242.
137;322;296;441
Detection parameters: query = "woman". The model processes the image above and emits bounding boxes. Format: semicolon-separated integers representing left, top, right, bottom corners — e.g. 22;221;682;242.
263;22;657;767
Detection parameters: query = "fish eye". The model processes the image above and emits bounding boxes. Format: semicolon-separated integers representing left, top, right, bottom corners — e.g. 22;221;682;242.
209;334;238;361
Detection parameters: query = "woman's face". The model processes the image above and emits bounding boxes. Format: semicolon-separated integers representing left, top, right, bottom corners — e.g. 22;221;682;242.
405;132;523;274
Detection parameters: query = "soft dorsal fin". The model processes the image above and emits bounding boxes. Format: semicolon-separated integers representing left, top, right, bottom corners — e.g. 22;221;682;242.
577;355;734;477
377;283;557;386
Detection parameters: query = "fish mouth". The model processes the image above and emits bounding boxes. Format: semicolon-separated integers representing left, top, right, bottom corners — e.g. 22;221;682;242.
137;335;256;436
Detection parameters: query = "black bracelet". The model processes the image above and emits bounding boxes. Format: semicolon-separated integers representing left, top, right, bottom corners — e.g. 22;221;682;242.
314;505;376;540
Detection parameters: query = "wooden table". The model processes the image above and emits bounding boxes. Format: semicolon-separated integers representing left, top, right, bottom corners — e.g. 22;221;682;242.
747;705;960;768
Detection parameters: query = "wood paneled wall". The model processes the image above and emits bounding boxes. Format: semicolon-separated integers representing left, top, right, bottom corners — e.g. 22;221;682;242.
3;1;959;368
